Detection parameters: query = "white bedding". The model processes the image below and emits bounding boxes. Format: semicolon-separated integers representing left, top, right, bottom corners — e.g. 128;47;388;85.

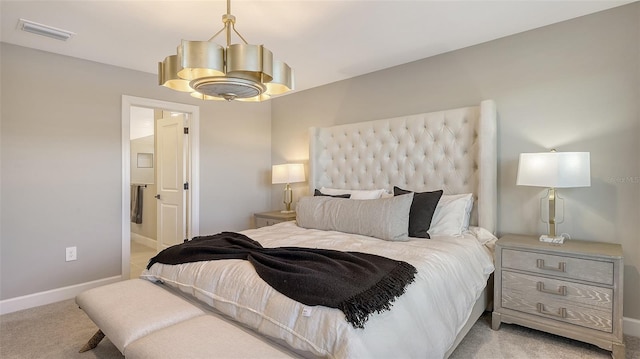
142;221;495;359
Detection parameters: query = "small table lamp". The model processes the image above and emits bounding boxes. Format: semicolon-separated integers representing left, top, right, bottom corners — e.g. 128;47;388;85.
516;150;591;243
272;163;305;213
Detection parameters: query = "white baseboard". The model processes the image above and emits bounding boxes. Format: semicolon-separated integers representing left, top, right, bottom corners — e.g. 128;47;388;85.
624;316;640;337
131;232;156;249
0;276;122;315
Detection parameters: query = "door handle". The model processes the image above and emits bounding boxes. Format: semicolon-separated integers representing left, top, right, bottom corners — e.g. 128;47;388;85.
154;194;161;199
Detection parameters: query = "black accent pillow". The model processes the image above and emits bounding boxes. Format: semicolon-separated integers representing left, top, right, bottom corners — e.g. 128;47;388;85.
393;186;443;239
314;189;351;198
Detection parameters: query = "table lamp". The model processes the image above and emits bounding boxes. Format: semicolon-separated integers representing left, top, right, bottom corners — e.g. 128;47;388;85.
272;163;305;213
516;150;591;243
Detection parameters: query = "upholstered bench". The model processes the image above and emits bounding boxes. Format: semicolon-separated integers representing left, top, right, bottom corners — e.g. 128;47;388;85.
124;314;296;358
76;279;297;358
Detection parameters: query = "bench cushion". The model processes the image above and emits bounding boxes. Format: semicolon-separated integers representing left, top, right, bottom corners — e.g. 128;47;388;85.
76;279;204;353
124;315;297;358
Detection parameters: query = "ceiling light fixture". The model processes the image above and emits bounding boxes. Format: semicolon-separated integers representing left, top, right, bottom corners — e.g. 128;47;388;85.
18;19;75;41
158;0;294;102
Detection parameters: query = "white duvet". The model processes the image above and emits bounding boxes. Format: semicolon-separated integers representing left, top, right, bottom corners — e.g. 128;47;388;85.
142;222;495;359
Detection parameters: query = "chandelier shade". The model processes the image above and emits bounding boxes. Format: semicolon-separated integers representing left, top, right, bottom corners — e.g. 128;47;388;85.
158;55;192;93
268;60;294;95
158;0;294;102
177;40;225;80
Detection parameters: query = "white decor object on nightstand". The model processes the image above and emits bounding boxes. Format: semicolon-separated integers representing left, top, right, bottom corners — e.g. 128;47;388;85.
492;234;625;359
272;163;305;213
516;150;591;243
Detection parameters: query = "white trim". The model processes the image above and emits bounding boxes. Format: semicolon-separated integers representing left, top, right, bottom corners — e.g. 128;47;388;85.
121;95;200;280
0;276;121;315
623;316;640;337
131;232;156;250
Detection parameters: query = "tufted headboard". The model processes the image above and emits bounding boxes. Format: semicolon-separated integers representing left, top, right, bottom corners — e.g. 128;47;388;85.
308;100;497;233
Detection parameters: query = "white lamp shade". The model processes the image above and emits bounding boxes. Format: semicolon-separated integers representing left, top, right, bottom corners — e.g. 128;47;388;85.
517;152;591;188
272;163;305;184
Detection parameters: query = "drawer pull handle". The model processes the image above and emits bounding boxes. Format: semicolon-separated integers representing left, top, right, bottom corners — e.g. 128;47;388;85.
537;303;567;318
536;282;567;296
536;259;566;272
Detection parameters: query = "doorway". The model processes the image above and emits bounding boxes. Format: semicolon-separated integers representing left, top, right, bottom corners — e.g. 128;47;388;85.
121;95;200;280
129;106;156;277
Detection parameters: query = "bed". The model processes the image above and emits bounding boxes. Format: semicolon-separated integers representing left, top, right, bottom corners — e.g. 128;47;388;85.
142;99;498;358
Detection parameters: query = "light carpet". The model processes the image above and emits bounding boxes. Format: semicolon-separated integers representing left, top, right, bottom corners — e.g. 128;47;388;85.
0;299;638;358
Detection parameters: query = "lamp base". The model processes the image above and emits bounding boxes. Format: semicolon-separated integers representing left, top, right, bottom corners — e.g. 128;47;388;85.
539;235;565;244
280;210;295;214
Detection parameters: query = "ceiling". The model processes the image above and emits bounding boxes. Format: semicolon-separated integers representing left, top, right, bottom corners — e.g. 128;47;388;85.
130;106;154;140
1;1;634;96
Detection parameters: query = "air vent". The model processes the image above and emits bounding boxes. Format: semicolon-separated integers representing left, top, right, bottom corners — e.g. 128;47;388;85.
18;18;75;41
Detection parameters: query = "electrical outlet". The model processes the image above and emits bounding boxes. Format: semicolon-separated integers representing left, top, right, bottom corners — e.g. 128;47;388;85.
66;246;77;262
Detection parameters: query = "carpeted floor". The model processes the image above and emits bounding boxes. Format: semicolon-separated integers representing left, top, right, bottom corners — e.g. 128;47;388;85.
450;312;639;359
0;299;638;358
0;299;122;359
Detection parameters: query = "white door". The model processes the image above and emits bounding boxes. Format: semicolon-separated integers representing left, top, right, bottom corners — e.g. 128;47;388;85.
156;114;186;251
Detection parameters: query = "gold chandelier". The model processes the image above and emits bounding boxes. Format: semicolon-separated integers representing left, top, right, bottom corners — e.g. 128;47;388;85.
158;0;294;102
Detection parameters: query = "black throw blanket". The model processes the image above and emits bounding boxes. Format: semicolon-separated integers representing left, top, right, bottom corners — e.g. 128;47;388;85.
147;232;417;329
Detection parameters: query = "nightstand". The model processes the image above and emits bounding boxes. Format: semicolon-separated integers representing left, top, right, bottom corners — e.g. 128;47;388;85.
254;211;296;228
492;234;624;359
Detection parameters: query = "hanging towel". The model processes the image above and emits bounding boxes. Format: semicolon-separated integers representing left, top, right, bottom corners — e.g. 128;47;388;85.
130;185;143;224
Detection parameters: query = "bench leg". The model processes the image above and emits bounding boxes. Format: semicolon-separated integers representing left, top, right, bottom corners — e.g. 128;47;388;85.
79;329;105;353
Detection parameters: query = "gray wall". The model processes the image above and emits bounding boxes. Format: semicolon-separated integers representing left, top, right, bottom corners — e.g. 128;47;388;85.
0;43;273;300
1;3;638;324
271;3;640;320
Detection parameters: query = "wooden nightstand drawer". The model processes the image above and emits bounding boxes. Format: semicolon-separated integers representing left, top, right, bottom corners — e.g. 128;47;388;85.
254;211;296;228
501;271;613;332
255;217;276;228
502;248;614;285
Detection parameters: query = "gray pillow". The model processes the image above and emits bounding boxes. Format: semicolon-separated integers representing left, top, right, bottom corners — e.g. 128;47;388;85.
296;193;413;241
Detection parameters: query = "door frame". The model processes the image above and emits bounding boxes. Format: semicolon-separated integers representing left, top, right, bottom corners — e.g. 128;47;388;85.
121;95;200;279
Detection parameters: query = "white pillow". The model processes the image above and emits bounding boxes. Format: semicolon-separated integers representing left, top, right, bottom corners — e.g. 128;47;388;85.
428;193;474;236
319;187;386;200
296;193;413;241
468;226;498;245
